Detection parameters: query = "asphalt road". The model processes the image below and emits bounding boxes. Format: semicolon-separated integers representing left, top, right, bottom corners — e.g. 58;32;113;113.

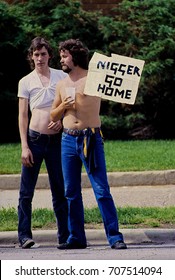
1;242;175;260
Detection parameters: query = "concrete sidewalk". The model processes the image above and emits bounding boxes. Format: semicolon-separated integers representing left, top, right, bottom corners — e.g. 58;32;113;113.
1;169;175;189
0;171;175;247
1;171;175;209
1;228;175;247
1;184;175;209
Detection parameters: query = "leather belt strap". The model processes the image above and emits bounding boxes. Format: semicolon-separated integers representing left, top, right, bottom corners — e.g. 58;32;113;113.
63;127;101;136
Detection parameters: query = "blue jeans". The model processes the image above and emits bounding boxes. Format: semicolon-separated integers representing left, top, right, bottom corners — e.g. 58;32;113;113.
18;129;69;244
61;130;124;246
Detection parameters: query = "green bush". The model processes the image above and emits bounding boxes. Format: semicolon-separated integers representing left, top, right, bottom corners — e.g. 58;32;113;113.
1;0;175;141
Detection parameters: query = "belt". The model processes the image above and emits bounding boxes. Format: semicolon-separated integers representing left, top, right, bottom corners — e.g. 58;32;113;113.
63;127;103;174
63;127;101;136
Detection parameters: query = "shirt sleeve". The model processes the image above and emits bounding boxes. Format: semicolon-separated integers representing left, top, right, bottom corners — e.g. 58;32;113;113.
17;77;29;99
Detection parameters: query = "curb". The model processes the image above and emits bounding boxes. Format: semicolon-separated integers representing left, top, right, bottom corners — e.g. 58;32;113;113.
1;170;175;189
0;229;175;247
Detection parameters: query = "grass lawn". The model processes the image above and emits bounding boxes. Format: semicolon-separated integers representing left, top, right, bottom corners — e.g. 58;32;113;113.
1;206;175;231
1;140;175;231
1;140;175;174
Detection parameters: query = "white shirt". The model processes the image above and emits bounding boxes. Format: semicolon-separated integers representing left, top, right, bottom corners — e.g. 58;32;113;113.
18;68;67;111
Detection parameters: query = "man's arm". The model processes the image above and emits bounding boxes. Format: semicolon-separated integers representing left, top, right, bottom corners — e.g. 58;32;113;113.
18;98;29;149
18;97;34;167
50;82;74;122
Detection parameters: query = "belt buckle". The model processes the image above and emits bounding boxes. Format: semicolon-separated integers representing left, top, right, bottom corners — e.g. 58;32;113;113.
73;130;79;136
83;128;88;135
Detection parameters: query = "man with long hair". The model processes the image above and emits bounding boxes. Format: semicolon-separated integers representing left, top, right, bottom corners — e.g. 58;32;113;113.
50;39;127;250
17;37;69;248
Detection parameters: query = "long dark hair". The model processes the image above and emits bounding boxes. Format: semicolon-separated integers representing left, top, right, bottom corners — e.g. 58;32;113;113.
27;37;53;69
58;39;89;70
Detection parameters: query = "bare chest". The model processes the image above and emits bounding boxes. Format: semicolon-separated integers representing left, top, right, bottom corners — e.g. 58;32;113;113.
39;75;50;87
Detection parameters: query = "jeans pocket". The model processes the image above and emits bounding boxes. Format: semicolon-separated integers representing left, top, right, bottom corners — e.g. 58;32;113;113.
28;130;40;142
62;132;69;140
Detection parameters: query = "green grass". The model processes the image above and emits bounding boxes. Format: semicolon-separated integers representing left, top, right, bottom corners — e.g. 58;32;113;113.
1;140;175;174
1;206;175;231
1;140;175;231
104;140;175;171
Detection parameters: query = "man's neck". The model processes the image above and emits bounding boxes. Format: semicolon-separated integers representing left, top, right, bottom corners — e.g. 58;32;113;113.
36;66;50;87
36;66;50;77
68;67;87;82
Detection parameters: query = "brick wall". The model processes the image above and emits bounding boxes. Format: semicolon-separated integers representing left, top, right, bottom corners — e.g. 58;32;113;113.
81;0;121;14
5;0;121;15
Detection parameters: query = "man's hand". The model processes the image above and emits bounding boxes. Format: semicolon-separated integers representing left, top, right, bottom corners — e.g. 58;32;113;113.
21;147;34;167
48;120;62;132
63;96;75;109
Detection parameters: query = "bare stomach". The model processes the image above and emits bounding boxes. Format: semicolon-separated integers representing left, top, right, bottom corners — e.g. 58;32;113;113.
63;111;101;130
29;107;58;134
62;92;102;130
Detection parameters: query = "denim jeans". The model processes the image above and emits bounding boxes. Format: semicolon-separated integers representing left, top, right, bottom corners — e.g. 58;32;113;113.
18;129;69;244
61;131;124;246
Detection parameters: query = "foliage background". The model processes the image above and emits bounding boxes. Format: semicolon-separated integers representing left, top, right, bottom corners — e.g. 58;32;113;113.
1;0;175;142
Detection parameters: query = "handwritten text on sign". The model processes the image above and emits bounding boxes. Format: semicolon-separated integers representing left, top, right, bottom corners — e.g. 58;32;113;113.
84;52;145;104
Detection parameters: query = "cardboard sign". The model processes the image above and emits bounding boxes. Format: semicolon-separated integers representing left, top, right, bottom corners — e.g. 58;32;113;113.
84;52;145;104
